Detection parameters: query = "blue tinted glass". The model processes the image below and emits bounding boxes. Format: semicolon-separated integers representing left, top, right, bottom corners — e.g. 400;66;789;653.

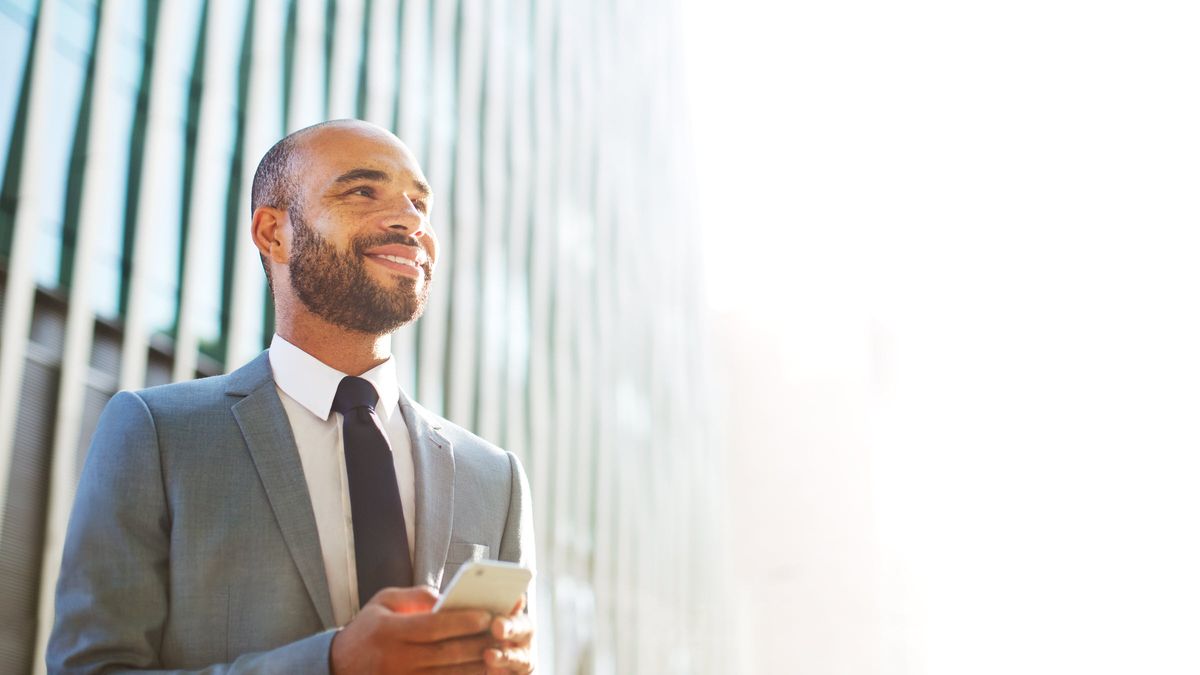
32;0;97;288
1;0;38;17
141;0;205;336
195;0;249;358
0;1;37;193
192;121;233;354
88;0;145;318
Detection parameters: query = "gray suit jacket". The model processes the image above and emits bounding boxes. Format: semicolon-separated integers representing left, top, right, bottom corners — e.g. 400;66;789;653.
47;352;535;674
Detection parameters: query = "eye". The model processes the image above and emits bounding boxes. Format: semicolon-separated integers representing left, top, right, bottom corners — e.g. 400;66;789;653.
348;186;375;198
412;199;427;213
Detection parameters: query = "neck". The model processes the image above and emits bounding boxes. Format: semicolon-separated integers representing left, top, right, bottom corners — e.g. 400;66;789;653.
274;310;392;376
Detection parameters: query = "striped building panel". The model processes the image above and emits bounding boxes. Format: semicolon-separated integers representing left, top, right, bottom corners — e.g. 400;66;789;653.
414;0;459;415
0;1;725;672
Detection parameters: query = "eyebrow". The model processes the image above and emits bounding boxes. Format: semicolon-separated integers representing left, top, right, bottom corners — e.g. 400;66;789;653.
333;168;391;184
332;168;433;199
411;178;433;198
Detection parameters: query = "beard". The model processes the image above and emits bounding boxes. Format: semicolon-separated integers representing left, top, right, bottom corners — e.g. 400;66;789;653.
287;207;433;335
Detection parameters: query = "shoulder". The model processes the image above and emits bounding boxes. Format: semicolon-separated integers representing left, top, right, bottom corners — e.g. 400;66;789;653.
135;373;230;408
85;376;238;456
82;377;243;488
409;401;520;475
119;351;273;422
121;374;235;427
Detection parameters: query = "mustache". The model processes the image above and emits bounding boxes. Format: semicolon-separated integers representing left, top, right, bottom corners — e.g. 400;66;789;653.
353;231;423;251
353;232;433;269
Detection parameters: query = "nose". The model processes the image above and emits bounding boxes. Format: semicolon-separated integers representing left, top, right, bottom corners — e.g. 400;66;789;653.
385;193;426;237
382;193;438;266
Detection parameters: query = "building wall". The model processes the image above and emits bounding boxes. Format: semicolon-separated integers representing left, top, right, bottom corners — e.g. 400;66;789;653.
0;0;732;673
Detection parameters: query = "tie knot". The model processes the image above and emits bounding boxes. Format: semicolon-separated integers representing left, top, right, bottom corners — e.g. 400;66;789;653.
332;376;379;415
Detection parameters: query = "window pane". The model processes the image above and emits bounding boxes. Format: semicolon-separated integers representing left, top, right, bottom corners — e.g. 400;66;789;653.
32;0;97;289
88;0;146;318
194;0;249;362
0;1;37;181
140;0;205;336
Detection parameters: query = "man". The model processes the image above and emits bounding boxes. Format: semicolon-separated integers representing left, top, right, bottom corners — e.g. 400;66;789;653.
47;119;535;674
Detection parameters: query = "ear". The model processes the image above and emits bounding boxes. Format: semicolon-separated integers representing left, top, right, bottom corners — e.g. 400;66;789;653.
251;206;289;264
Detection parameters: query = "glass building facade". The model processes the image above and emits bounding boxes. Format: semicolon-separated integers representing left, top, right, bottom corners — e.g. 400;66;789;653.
0;0;731;672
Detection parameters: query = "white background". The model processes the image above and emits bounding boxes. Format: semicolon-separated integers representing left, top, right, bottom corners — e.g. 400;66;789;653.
681;1;1200;672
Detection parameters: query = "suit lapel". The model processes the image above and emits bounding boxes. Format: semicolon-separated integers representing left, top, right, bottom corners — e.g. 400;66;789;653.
398;394;456;590
228;354;336;629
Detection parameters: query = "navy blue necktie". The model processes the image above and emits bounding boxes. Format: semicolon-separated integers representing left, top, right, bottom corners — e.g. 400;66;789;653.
332;376;413;606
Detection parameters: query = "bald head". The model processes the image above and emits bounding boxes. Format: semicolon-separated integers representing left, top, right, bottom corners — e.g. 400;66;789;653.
251;119;396;216
252;120;419;286
249;118;438;336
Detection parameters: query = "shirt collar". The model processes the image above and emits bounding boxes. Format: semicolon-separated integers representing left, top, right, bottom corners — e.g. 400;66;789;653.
268;334;400;422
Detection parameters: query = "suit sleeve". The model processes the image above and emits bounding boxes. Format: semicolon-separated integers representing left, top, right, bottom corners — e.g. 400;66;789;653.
46;391;336;675
497;451;536;617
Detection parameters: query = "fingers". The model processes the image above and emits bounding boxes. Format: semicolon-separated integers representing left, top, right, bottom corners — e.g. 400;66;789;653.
390;608;493;643
485;599;534;673
405;632;495;669
484;645;534;674
368;585;439;614
334;589;504;674
491;611;533;644
425;664;492;675
507;594;527;616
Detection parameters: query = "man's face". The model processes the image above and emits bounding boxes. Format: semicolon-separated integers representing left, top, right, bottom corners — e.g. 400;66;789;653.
284;126;438;335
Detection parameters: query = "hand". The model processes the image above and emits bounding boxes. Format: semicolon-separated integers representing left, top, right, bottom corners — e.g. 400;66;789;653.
331;586;495;674
483;595;535;674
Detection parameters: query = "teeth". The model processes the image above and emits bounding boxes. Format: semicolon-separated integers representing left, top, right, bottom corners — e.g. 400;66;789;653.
377;254;418;268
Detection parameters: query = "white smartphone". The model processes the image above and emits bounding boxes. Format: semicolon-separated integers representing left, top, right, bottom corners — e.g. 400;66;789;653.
432;560;533;614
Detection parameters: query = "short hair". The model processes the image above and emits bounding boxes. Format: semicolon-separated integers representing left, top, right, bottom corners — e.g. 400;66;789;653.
251;137;299;215
250;133;302;288
249;120;378;285
250;121;330;285
252;119;356;214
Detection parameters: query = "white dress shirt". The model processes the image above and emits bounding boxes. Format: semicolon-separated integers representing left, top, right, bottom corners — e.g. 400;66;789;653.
268;334;416;627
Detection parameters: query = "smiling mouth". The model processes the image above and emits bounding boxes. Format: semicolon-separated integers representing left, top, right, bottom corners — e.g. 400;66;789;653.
366;253;424;278
374;254;420;268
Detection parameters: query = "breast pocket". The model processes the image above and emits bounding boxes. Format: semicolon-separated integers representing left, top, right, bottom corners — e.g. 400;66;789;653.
441;542;491;590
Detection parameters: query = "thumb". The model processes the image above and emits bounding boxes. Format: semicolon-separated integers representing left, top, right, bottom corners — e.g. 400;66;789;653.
508;594;527;616
367;585;440;615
